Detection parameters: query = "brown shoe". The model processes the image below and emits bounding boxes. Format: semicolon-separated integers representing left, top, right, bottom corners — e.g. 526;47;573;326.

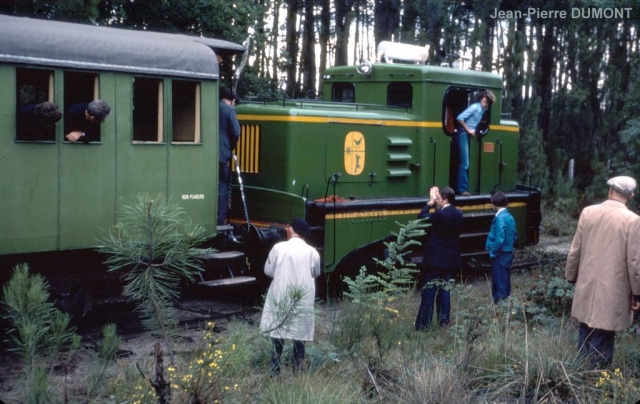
461;191;471;196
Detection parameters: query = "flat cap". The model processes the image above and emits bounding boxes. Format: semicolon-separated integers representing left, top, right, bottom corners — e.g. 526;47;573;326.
607;176;636;196
291;218;311;239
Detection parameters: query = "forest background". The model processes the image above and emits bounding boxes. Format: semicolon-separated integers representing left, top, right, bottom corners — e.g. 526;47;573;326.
3;0;640;214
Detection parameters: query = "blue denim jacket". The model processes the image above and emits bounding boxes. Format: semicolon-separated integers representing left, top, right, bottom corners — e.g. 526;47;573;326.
456;102;485;130
485;208;517;258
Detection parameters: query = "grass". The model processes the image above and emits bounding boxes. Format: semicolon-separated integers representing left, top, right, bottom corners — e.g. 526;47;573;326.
4;249;640;403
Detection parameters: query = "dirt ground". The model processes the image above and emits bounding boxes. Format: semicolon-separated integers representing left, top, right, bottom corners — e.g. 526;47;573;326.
0;237;574;403
0;297;257;403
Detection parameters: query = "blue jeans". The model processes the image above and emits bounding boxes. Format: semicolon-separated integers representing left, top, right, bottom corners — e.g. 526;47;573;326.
491;252;513;302
415;266;454;330
578;323;615;369
456;128;469;193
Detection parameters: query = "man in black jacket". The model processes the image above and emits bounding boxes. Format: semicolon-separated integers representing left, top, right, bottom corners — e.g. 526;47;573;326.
415;186;463;330
217;89;241;225
64;99;110;143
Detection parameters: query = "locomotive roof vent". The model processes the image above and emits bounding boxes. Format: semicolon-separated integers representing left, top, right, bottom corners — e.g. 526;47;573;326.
376;41;430;64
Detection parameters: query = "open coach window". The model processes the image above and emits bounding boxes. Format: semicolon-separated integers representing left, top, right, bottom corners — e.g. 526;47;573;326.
15;68;58;142
133;77;164;142
172;80;201;143
442;87;492;136
63;71;101;142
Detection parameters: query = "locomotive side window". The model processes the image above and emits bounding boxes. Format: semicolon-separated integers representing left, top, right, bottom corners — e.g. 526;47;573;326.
15;68;59;142
133;77;164;143
172;80;201;143
387;82;412;108
63;71;101;142
331;83;355;103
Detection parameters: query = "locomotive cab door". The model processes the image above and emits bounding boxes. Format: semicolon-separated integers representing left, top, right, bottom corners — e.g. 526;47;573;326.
443;87;492;195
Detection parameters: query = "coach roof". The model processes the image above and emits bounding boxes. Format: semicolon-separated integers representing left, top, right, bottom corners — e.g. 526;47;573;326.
0;14;246;79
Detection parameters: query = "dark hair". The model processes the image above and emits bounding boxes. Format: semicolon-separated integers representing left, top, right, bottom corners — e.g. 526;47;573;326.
481;90;496;105
220;89;237;102
490;191;508;207
439;186;456;204
34;101;62;124
87;99;110;119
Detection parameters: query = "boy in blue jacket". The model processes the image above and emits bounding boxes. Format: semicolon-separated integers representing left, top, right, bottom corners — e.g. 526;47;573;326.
486;191;517;302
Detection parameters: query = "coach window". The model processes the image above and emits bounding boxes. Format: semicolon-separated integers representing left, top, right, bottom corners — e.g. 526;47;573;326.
331;83;355;103
133;77;164;143
64;72;101;142
15;68;57;142
387;82;412;108
442;87;491;136
172;80;201;143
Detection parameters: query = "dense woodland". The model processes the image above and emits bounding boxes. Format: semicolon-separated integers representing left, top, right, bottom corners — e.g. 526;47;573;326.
3;0;640;208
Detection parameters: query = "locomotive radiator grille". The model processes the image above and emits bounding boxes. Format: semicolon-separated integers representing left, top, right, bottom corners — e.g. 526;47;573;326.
236;124;261;173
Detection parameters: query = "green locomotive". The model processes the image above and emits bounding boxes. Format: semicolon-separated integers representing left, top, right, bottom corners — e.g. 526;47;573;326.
231;42;541;285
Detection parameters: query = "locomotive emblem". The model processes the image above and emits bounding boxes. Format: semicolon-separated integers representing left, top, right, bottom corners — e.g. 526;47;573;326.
344;131;366;175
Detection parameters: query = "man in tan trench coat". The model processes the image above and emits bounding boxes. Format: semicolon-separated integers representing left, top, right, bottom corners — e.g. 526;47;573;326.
566;176;640;368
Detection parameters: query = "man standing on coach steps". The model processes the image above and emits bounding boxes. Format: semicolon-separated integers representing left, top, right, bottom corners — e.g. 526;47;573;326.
218;89;241;225
565;176;640;368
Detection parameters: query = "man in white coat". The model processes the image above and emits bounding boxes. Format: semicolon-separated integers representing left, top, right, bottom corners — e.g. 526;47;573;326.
260;218;321;375
566;176;640;368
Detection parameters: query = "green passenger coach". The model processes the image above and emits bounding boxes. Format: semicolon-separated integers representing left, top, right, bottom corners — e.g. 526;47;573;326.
0;15;246;308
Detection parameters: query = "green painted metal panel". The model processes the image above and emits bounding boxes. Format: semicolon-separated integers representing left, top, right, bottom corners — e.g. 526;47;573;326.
322;213;417;273
0;65;60;253
58;72;117;249
114;75;168;205
167;80;218;234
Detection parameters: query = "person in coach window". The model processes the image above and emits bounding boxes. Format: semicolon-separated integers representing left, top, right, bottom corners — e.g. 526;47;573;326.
64;99;110;143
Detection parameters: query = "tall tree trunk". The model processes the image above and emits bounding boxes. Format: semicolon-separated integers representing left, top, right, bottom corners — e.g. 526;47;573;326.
272;0;281;84
301;0;316;97
318;0;330;93
335;0;354;66
374;0;400;45
535;18;554;143
285;0;301;97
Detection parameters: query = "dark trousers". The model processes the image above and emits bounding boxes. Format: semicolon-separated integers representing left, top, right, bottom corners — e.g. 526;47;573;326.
415;266;454;330
270;338;305;375
217;163;231;225
491;252;513;302
578;322;615;368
